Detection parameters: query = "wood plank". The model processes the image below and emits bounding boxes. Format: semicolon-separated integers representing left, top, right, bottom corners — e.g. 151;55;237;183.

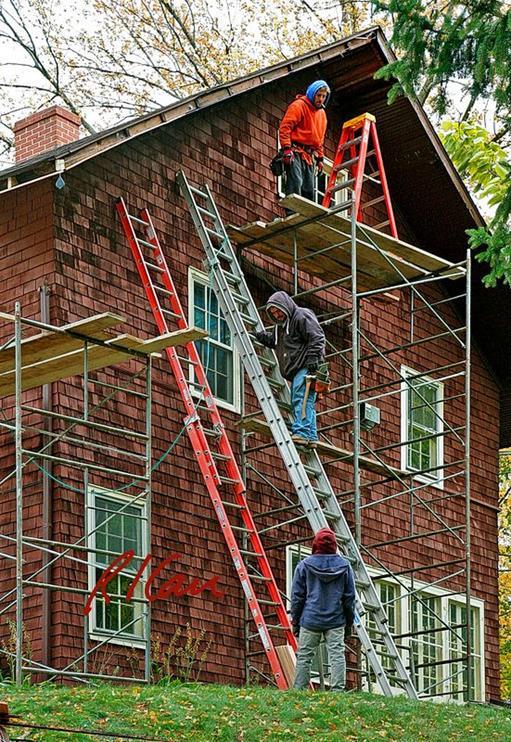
240;415;409;479
0;313;125;374
275;644;296;686
0;327;208;398
227;196;464;292
282;196;463;278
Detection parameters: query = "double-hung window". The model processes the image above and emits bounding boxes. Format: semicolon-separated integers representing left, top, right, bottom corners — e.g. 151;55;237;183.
401;366;444;484
88;487;147;644
188;268;240;412
448;601;482;701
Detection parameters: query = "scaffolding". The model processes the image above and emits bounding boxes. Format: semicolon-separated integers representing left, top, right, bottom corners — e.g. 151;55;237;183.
0;303;205;683
226;192;472;700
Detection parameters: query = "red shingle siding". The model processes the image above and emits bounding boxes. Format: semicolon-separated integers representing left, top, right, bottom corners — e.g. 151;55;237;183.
0;79;501;697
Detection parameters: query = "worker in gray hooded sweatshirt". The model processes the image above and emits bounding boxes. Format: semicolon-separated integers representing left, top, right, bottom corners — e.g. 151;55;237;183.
291;527;355;690
255;290;325;447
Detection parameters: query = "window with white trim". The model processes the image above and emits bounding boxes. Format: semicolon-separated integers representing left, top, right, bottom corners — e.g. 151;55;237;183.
88;487;147;643
401;366;444;484
364;572;485;701
188;268;240;412
448;601;482;701
410;593;442;695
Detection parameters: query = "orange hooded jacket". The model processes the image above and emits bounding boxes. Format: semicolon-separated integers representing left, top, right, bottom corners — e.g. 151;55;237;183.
279;95;327;165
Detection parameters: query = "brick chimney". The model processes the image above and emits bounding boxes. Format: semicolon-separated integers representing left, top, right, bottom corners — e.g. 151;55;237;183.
13;105;81;163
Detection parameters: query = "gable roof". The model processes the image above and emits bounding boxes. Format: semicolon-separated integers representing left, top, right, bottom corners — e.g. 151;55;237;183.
1;26;509;445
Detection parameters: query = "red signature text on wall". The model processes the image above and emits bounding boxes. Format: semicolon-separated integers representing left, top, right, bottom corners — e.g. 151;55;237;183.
84;550;225;616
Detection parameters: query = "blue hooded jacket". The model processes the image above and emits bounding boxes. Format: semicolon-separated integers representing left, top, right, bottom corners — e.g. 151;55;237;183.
306;80;331;106
291;553;355;631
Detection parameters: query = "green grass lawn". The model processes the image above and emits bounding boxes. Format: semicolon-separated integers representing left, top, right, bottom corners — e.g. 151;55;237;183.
2;682;511;741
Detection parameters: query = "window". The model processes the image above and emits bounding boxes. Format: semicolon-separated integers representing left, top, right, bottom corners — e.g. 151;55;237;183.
410;593;443;695
401;366;444;484
88;487;147;644
366;571;485;701
367;581;401;673
188;268;240;411
448;602;482;701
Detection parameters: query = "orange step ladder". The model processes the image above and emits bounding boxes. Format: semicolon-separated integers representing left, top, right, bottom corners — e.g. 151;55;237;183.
322;112;398;238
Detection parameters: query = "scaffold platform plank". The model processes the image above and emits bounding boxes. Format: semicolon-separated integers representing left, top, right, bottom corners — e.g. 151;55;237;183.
0;316;207;397
240;414;409;479
227;195;464;292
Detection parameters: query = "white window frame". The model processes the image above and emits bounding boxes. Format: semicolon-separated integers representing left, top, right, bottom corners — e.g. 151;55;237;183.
87;485;148;648
400;365;444;489
365;569;485;702
188;267;241;413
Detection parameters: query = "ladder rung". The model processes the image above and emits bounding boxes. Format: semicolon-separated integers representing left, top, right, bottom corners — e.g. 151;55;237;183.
206;226;227;241
240;313;257;326
220;500;245;510
239;549;263;557
161;308;181;318
360;195;386;210
365;175;381;185
340;135;362;150
248;574;272;582
336;156;359;170
231;291;249;305
145;261;164;273
219;476;244;486
154;285;174;297
328;199;353;214
223;270;241;285
211;451;231;461
375;220;390;230
267;377;285;390
190;185;209;200
128;213;150;226
331;178;356;194
137;237;156;249
258;599;280;606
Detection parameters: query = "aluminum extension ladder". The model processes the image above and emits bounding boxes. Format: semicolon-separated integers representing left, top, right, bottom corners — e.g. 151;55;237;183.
116;197;297;689
176;170;418;699
322;112;398;238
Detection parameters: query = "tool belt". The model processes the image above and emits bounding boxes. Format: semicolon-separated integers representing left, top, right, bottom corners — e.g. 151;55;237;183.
291;141;316;154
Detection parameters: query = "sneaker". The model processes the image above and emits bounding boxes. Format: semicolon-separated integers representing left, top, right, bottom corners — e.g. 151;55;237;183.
291;435;309;446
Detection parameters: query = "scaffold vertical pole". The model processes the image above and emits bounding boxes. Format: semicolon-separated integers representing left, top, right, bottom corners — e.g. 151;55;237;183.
144;355;152;683
465;249;472;701
15;302;23;686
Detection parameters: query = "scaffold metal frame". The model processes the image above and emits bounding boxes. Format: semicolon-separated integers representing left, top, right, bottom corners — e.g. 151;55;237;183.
0;304;157;684
235;191;472;700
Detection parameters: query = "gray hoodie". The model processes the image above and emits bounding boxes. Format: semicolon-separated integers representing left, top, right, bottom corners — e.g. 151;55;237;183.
257;291;325;380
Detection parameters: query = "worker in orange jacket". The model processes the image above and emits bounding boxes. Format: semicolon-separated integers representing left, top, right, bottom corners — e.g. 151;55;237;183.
279;80;330;206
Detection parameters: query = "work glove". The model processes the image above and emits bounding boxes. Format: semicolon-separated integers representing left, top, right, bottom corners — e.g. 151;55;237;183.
281;147;294;167
315;156;324;173
254;330;267;343
307;360;319;374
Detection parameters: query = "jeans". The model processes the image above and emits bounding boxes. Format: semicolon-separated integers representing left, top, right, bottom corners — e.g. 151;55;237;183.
284;156;315;204
291;367;317;441
294;626;346;690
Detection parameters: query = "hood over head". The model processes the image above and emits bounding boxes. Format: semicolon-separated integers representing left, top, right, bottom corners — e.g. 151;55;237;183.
306;80;331;106
304;553;350;583
265;291;297;325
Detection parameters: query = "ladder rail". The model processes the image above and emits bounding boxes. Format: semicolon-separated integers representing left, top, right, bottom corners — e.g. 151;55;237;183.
116;197;296;689
177;171;419;699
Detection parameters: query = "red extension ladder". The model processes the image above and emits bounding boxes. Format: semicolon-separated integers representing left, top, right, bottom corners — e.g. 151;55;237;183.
322;112;398;238
116;198;296;689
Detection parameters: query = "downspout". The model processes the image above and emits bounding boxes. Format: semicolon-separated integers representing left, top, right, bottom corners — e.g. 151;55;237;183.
39;283;52;670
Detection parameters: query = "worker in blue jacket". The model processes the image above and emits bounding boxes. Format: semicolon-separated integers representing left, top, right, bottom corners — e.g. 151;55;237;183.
291;527;356;690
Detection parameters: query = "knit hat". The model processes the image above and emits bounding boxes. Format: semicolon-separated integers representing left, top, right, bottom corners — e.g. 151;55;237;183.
306;80;331;106
312;527;337;554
